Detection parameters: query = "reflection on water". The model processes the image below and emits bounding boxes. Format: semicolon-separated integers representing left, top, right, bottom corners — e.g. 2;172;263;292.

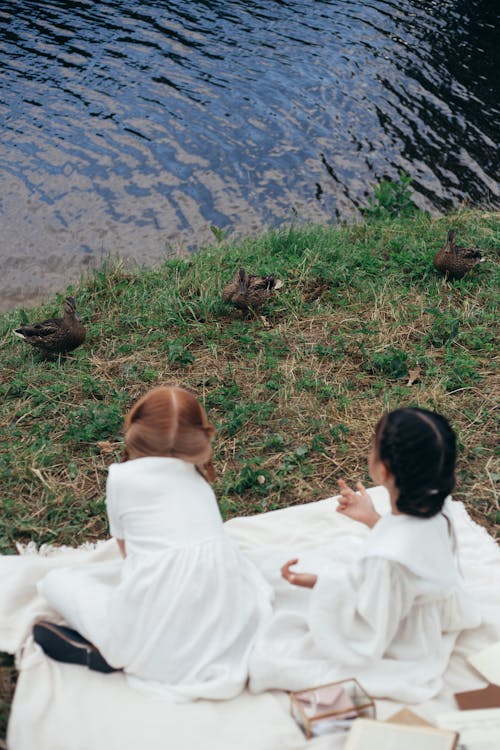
0;0;498;309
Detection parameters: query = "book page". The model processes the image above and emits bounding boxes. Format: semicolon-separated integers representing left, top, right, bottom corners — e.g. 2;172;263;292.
467;641;500;686
436;708;500;750
344;718;457;750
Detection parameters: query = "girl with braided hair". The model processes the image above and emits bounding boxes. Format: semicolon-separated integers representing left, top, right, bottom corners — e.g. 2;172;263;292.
249;407;482;702
332;406;459;528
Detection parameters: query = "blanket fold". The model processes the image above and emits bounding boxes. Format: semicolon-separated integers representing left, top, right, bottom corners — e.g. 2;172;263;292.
1;487;499;750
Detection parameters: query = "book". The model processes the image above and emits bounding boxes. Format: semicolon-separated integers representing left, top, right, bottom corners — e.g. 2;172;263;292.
344;717;458;750
437;708;500;750
386;707;434;727
455;682;500;710
467;640;500;686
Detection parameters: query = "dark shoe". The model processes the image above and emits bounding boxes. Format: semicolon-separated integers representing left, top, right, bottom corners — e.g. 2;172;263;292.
33;620;120;674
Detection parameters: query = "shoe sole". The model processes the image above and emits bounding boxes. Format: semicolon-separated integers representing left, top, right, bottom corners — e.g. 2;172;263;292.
33;621;119;673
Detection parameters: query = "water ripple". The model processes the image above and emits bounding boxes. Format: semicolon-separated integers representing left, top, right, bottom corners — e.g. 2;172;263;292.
0;0;498;309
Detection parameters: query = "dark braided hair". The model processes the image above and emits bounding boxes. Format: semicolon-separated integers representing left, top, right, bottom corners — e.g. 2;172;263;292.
374;407;456;518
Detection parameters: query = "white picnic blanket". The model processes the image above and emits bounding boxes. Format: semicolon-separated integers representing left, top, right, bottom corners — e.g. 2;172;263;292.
2;487;499;750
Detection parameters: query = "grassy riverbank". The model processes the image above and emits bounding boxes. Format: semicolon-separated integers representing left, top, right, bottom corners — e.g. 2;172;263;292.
1;209;499;553
0;207;499;734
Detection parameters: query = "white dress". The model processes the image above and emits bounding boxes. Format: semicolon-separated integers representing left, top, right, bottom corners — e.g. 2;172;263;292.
248;503;482;702
37;457;273;700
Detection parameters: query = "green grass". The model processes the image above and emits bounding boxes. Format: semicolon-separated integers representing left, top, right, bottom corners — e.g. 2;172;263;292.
0;207;499;737
0;208;498;553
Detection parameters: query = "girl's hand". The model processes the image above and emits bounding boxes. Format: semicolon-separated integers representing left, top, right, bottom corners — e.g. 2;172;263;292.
281;558;317;588
336;479;381;528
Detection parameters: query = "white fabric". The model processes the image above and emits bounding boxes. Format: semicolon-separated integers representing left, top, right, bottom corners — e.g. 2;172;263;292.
36;457;273;700
248;499;482;702
1;486;499;750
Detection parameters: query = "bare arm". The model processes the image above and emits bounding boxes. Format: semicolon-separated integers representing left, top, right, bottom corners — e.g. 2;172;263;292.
116;538;126;558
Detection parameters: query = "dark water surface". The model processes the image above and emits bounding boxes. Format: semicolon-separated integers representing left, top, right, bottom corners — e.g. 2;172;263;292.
0;0;498;310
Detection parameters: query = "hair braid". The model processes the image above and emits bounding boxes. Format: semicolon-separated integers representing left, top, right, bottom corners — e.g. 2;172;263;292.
375;408;456;518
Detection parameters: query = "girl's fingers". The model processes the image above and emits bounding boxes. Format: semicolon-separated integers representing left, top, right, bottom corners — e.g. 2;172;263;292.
281;558;299;579
339;479;368;498
357;482;372;500
338;478;355;496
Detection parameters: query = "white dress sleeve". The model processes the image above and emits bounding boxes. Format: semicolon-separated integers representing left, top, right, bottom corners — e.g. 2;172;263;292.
308;557;414;667
106;466;124;539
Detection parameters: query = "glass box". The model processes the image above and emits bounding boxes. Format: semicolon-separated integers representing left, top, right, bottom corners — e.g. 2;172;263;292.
290;678;376;738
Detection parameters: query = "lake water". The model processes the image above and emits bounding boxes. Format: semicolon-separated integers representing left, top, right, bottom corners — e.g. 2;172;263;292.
0;0;498;310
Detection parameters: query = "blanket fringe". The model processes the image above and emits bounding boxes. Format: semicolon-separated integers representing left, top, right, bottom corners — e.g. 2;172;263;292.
15;539;108;557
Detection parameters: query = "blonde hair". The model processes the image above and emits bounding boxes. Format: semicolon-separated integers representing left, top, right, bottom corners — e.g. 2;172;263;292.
123;387;215;482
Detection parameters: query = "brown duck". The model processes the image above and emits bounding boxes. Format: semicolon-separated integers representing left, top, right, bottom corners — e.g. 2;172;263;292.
222;268;283;312
433;230;484;280
14;296;86;356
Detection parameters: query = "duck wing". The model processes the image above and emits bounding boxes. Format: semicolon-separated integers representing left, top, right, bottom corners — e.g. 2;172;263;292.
248;274;275;291
15;319;61;339
457;245;482;260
